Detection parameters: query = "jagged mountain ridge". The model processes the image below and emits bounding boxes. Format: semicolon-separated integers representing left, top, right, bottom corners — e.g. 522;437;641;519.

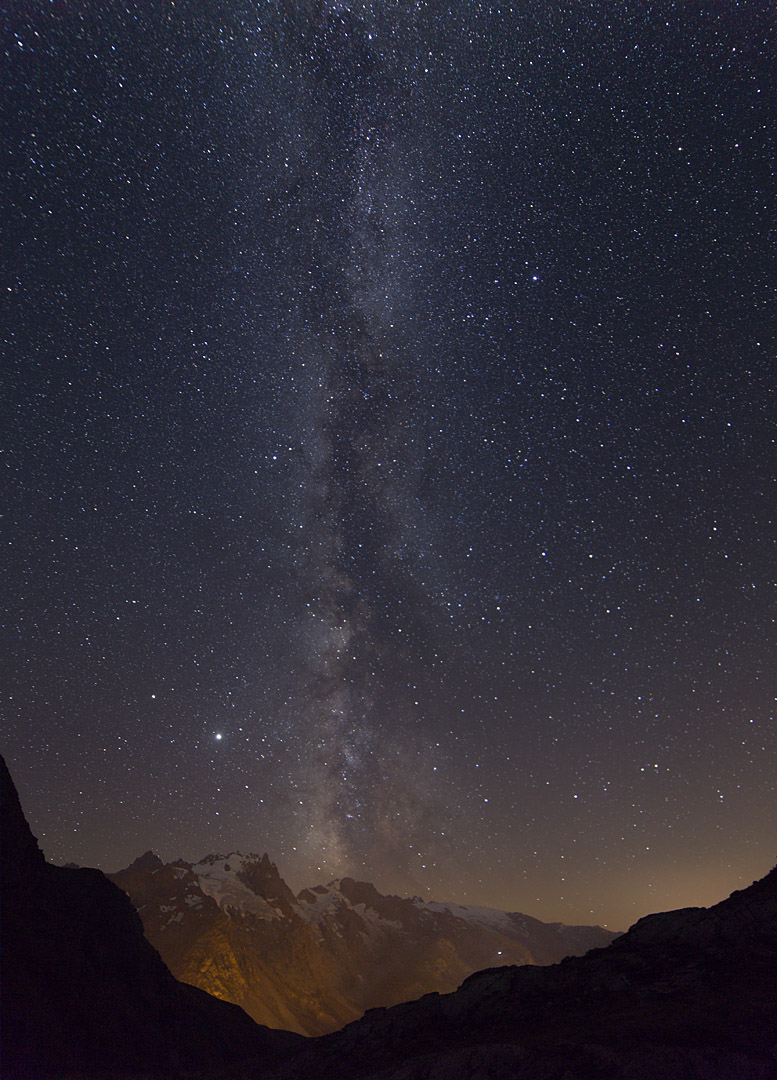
0;756;300;1080
110;850;617;1037
6;747;775;1080
263;861;777;1079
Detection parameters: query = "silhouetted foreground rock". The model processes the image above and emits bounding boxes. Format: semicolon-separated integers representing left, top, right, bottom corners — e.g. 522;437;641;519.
5;747;776;1080
0;756;301;1079
263;862;777;1079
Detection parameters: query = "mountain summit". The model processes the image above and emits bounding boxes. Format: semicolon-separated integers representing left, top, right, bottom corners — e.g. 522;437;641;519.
4;751;775;1079
110;850;616;1036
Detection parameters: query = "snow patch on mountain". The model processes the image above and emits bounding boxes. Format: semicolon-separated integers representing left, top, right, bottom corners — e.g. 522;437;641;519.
296;883;342;923
190;853;283;919
420;900;526;936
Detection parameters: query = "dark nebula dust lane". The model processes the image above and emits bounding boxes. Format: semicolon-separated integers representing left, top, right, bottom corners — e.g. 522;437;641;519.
2;1;776;929
281;6;445;884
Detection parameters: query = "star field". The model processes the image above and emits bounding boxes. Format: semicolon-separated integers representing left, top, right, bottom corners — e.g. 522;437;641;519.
2;1;776;930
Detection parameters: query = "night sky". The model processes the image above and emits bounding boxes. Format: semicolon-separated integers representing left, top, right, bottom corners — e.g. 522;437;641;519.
3;1;776;931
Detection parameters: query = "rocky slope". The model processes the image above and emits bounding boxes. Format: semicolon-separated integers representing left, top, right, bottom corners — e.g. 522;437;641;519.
263;861;777;1079
6;746;774;1080
110;852;616;1036
0;756;301;1080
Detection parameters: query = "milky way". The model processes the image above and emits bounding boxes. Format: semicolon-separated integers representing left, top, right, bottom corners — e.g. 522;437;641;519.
3;1;776;929
280;5;444;884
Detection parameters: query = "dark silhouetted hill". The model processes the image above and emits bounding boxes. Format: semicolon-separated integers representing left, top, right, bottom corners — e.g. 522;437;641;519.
0;755;301;1079
262;860;777;1079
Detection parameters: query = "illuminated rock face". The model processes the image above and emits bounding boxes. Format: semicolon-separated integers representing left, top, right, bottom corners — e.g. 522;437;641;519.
0;757;300;1079
110;853;617;1036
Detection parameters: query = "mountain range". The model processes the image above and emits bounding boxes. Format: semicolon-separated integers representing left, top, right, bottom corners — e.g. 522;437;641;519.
3;751;776;1079
109;850;616;1036
266;859;777;1079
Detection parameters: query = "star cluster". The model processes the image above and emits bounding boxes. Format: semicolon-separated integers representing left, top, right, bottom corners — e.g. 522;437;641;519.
2;1;776;929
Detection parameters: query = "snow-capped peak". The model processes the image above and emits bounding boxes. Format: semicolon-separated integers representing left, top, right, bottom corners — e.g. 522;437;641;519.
187;852;286;918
